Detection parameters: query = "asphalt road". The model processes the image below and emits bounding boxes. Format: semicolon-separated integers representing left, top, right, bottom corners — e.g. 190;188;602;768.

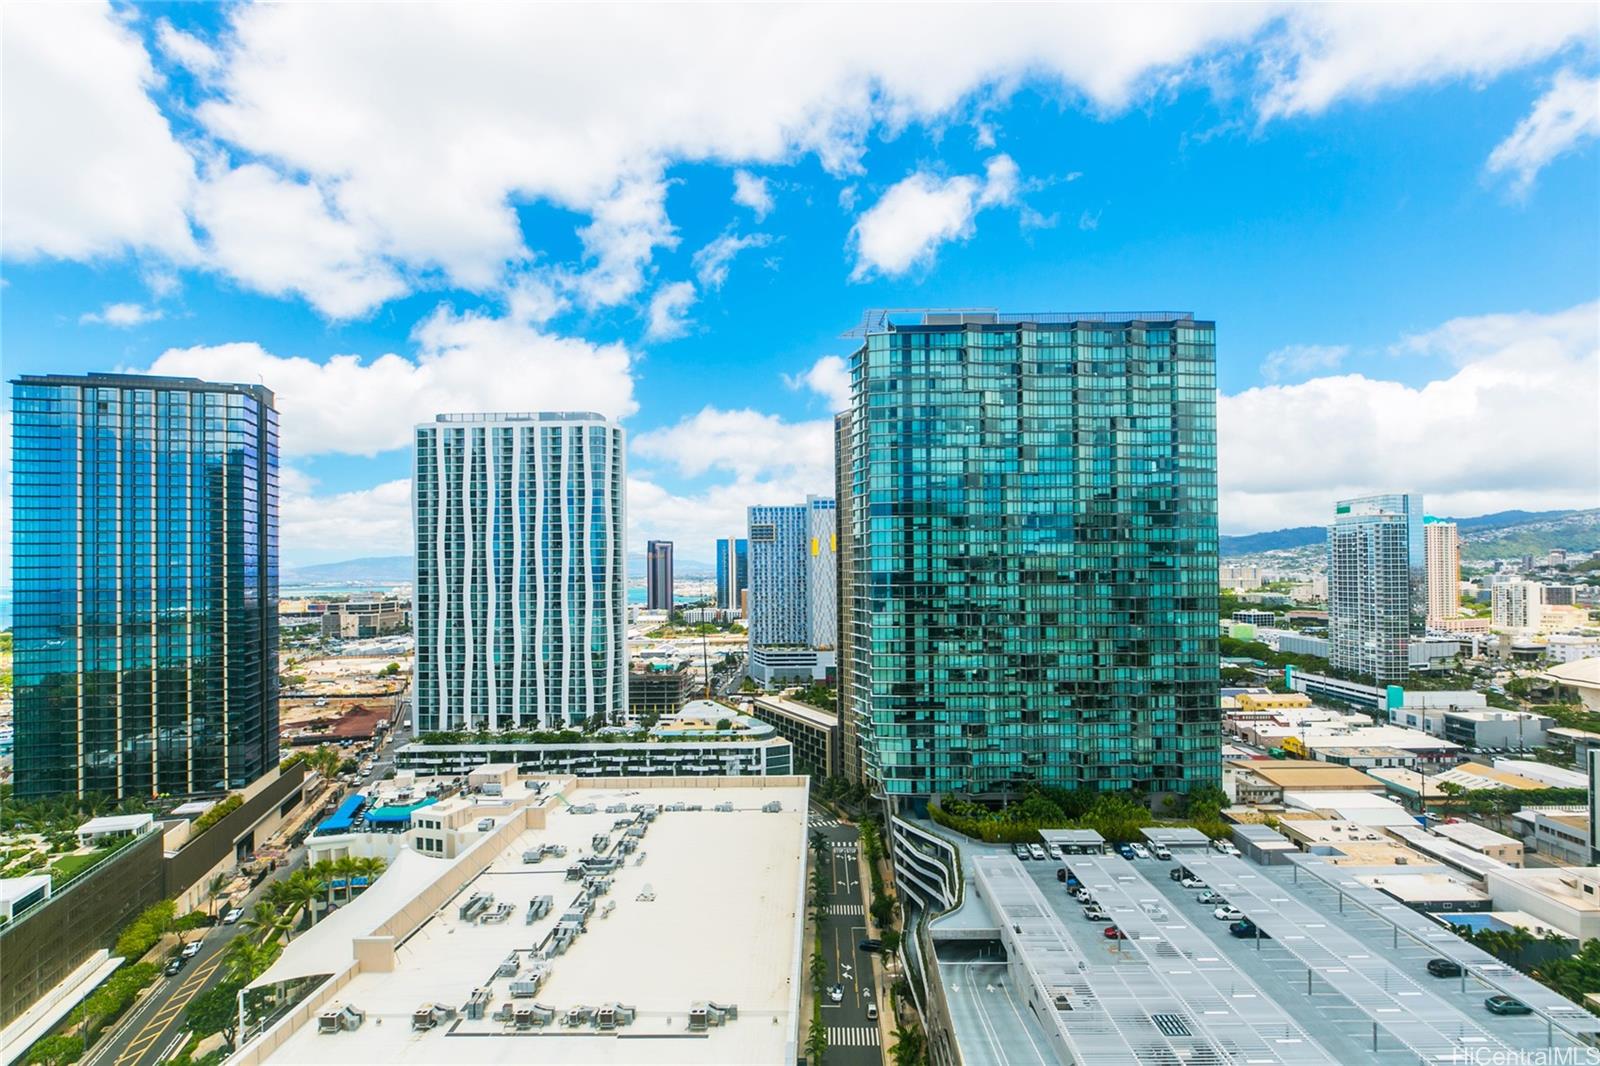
85;854;304;1066
810;806;884;1065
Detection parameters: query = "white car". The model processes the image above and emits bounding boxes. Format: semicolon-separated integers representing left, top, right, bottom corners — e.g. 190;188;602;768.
1046;843;1062;860
1129;843;1150;859
180;940;203;958
1028;843;1047;861
1152;844;1172;861
1180;876;1206;889
221;908;244;925
827;984;844;1004
1214;906;1244;922
1083;906;1108;921
1073;888;1093;903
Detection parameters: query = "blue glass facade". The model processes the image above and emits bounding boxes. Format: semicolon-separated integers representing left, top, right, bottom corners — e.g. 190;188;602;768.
714;537;748;611
843;313;1220;801
11;373;279;799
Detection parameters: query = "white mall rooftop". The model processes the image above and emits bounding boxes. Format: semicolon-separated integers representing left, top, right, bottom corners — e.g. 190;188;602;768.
235;774;808;1065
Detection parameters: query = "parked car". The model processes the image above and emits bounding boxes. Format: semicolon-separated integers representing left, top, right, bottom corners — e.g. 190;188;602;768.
1116;844;1136;860
1083;907;1108;922
222;907;244;925
1213;906;1244;922
1197;891;1227;905
1028;843;1047;861
1129;843;1150;859
859;938;883;953
1046;843;1062;860
1428;958;1464;978
828;984;844;1004
1210;838;1241;857
1485;995;1531;1016
1230;919;1269;939
1073;888;1093;903
1056;868;1068;883
1103;925;1126;940
1180;876;1206;889
180;941;202;959
1152;844;1172;861
1013;844;1031;860
1169;867;1189;883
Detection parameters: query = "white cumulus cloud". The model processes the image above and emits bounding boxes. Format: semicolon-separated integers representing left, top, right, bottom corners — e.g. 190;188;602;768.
80;302;165;327
785;355;852;412
1219;300;1600;532
849;154;1020;280
691;231;773;290
139;311;637;458
644;281;697;342
2;0;197;262
732;170;775;220
1486;69;1600;195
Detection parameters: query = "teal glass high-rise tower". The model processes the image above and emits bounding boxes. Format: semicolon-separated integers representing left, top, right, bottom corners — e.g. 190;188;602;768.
841;311;1220;804
11;373;280;800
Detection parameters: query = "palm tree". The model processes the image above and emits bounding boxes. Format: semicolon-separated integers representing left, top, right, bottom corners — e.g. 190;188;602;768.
205;872;231;919
222;936;268;987
242;900;288;942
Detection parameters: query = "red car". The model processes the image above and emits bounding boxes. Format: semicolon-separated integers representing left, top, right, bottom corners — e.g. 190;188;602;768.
1103;925;1126;940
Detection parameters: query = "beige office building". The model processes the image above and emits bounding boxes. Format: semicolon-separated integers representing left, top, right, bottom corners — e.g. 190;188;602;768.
1424;519;1459;624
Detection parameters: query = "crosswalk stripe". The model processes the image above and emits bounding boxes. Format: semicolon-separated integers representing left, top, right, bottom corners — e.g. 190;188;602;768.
826;1025;880;1046
829;903;864;915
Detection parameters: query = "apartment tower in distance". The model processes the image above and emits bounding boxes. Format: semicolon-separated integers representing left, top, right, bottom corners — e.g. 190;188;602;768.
646;539;674;611
747;497;836;686
841;310;1221;805
714;537;749;613
1424;517;1460;624
413;413;626;731
1328;493;1425;684
11;373;280;799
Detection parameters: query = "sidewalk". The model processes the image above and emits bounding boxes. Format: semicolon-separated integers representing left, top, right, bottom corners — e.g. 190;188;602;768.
854;823;898;1054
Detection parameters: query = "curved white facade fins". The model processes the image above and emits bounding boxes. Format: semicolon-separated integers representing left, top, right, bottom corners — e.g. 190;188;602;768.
414;413;626;732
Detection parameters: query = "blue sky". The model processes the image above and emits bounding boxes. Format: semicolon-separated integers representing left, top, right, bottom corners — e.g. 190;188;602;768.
3;3;1597;568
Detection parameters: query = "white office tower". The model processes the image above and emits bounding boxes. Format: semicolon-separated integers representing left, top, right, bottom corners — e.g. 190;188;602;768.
413;413;626;732
1424;518;1460;624
1328;493;1424;684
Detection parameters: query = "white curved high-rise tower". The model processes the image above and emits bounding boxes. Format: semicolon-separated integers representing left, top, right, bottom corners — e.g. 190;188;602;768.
413;412;627;732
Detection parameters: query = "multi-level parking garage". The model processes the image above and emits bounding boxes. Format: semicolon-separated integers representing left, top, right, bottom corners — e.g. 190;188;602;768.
997;846;1600;1064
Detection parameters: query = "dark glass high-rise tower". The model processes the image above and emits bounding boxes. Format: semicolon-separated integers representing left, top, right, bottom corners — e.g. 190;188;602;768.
646;539;675;610
841;311;1220;805
11;373;279;799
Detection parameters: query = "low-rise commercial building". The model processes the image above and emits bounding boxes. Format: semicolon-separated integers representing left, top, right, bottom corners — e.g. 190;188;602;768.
231;774;809;1066
1224;760;1382;805
1441;711;1553;750
1525;811;1593;865
321;598;410;640
1355;872;1491;914
1430;821;1525;866
1492;758;1586;790
1485;867;1600;940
